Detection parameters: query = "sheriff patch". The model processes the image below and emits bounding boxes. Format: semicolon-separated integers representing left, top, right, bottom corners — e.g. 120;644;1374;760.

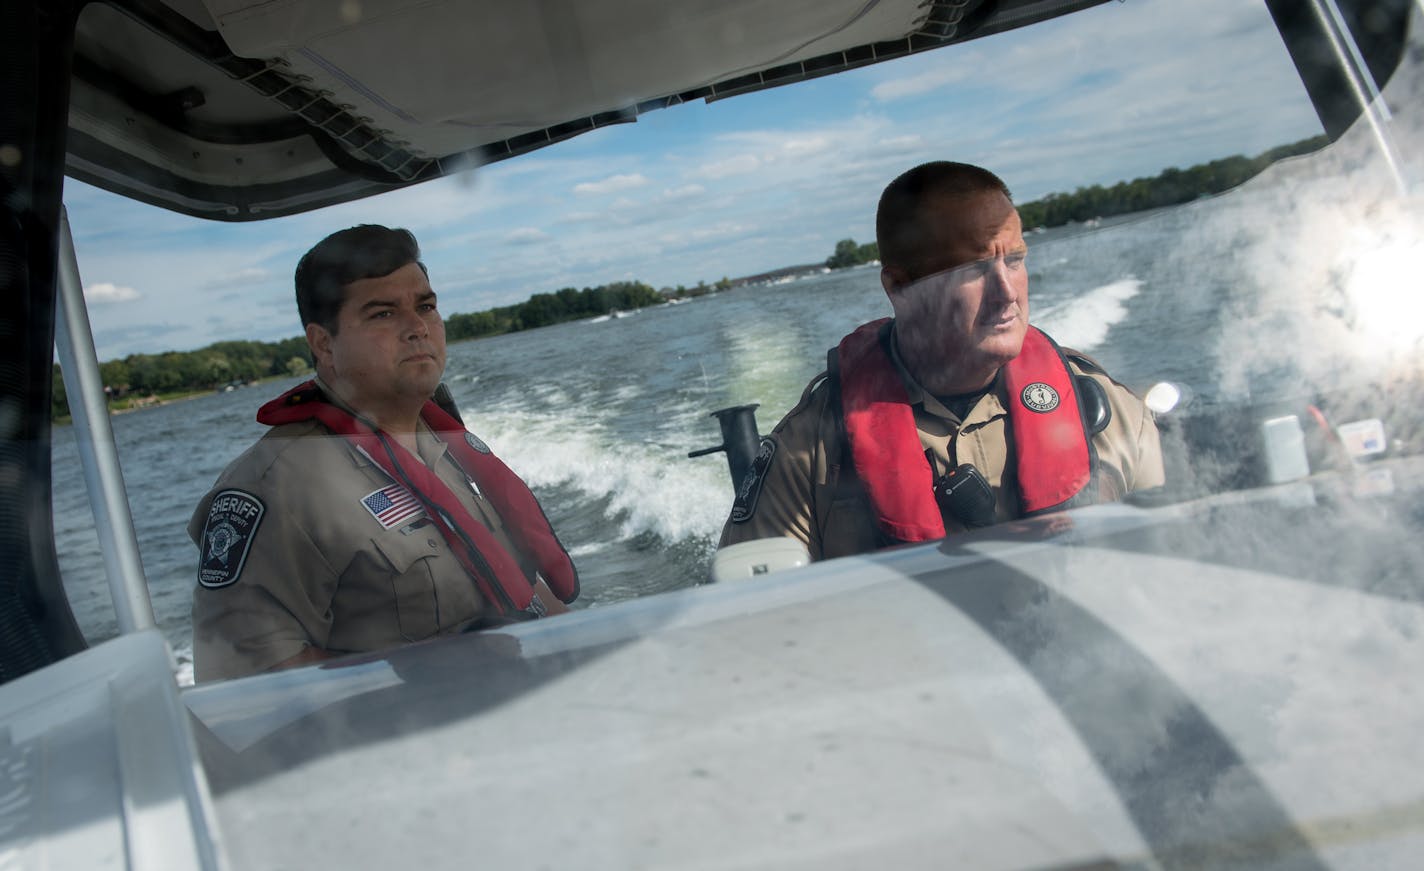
198;489;264;589
1021;382;1060;413
730;437;777;524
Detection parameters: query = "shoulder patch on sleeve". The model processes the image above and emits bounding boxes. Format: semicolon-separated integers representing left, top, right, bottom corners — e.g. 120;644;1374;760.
730;437;777;524
198;489;265;589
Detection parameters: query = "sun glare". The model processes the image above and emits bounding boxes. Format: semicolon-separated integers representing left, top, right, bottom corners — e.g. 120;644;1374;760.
1342;216;1424;361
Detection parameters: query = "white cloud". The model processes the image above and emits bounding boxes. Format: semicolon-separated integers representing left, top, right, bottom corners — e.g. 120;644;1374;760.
556;211;610;225
695;154;761;179
573;173;649;195
203;267;271;289
663;184;706;200
505;227;549;245
871;65;969;101
879;134;923;151
84;282;140;304
657;222;755;247
782;137;831;156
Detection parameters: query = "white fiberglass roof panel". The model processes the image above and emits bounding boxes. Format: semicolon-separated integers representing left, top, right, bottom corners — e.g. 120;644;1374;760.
201;0;924;156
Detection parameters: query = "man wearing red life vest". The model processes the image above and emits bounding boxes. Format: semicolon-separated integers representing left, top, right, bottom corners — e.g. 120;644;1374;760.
189;225;576;681
719;162;1164;560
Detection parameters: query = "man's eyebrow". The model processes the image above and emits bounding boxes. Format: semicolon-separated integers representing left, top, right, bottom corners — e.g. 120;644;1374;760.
357;290;437;312
962;247;1026;264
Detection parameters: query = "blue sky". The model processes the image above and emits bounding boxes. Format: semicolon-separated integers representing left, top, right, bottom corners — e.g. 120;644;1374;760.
65;0;1324;360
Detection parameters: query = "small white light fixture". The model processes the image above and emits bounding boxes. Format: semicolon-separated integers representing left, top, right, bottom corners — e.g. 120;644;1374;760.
1144;381;1183;414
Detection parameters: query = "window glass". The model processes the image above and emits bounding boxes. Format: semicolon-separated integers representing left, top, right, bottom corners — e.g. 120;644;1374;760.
51;0;1420;691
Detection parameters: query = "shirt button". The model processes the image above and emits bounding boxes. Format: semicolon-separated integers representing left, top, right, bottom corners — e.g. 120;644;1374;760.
427;539;438;550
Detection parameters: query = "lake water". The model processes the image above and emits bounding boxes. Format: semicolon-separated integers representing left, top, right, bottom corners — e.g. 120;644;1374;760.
52;125;1419;685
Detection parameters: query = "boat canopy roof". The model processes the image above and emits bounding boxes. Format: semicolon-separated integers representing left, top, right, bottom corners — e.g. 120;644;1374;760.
67;0;1111;220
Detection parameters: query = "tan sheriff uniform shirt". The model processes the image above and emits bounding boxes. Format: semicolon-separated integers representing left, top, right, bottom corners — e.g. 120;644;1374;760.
720;335;1165;561
190;390;535;682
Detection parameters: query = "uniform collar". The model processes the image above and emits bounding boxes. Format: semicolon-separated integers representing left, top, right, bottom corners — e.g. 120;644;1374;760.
887;322;1007;424
313;376;365;421
414;422;449;467
314;376;448;469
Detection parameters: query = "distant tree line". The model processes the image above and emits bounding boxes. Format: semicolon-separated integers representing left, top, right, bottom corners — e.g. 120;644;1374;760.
51;280;668;420
824;134;1329;269
446;280;664;341
51;336;314;420
1015;134;1328;229
825;238;880;269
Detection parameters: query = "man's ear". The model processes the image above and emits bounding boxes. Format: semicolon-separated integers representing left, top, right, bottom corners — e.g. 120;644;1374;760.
881;265;908;297
305;322;333;369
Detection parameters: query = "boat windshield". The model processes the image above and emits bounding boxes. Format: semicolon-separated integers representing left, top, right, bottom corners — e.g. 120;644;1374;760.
23;0;1424;867
49;0;1422;686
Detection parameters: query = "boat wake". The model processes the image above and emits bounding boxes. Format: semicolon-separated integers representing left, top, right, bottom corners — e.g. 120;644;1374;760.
467;409;731;548
1035;278;1143;352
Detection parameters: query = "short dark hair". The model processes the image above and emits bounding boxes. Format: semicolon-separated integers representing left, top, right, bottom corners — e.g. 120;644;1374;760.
295;225;427;332
875;162;1013;279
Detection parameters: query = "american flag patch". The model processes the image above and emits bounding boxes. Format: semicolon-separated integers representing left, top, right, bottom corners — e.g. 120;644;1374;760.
361;484;425;529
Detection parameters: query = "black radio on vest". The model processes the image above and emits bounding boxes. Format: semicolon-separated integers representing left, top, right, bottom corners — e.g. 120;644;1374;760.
932;464;997;529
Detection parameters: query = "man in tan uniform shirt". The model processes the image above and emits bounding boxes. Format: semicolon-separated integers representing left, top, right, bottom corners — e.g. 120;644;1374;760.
720;162;1164;561
190;225;574;682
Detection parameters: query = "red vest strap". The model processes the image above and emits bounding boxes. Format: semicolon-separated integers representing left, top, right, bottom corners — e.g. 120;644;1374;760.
838;319;945;542
418;400;578;601
1002;329;1093;514
837;321;1091;543
257;382;577;613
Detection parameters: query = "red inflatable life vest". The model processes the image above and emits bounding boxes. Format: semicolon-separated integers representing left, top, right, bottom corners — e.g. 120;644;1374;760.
257;382;578;614
836;319;1093;543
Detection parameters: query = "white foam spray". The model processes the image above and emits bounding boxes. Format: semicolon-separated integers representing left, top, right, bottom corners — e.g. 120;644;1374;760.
466;404;731;546
1034;278;1143;352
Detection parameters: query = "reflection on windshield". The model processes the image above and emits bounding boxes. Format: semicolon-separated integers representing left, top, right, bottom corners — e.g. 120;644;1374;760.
46;0;1420;685
28;1;1424;869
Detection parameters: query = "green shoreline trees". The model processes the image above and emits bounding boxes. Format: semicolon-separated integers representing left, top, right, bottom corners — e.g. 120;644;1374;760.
823;134;1329;270
52;280;666;420
444;280;662;342
1015;134;1327;230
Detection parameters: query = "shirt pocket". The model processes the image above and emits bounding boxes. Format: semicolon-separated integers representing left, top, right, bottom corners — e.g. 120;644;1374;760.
372;530;443;641
822;497;881;559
